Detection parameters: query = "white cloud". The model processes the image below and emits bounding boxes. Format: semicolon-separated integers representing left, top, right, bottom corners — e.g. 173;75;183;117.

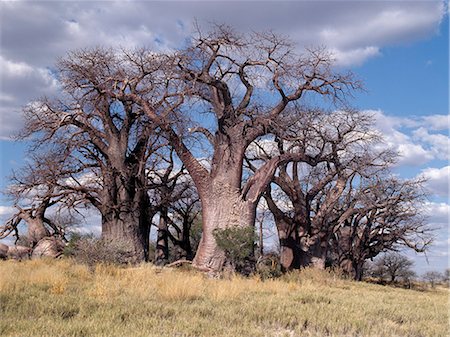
0;206;15;217
422;115;450;131
0;1;444;138
331;46;381;67
421;166;449;198
0;56;60;139
409;200;449;273
371;110;434;166
423;201;449;226
0;56;35;77
413;127;450;161
370;110;450;167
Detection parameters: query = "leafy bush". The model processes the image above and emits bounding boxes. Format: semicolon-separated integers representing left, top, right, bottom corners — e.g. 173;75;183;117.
213;226;256;275
255;253;283;280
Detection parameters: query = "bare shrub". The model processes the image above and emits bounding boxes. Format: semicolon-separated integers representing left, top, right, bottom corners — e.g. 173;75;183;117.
67;235;135;267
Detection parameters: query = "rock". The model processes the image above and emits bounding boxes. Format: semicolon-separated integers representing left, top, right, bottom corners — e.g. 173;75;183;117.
0;243;9;259
32;237;66;259
7;245;32;260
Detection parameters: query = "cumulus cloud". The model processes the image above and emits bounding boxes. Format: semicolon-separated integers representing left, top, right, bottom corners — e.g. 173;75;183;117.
413;127;450;161
420;166;449;198
422;115;450;131
371;110;434;166
0;55;60;139
371;110;449;167
423;201;449;226
409;200;449;273
330;46;381;67
0;1;444;138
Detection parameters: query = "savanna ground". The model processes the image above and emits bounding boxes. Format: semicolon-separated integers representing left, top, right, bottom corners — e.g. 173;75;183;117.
0;259;448;337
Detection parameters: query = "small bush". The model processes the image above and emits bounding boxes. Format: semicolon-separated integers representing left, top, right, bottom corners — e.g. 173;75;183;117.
65;235;134;267
213;226;256;275
62;233;82;257
256;253;283;280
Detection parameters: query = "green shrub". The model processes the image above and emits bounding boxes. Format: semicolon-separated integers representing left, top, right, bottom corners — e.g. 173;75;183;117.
213;226;256;275
256;253;283;280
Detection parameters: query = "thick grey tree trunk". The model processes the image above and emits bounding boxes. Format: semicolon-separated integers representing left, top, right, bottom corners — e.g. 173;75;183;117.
191;143;259;272
100;162;151;262
102;208;150;263
192;180;257;271
155;209;169;265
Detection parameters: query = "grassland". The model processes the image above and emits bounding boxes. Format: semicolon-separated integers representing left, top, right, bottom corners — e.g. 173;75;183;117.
0;259;448;337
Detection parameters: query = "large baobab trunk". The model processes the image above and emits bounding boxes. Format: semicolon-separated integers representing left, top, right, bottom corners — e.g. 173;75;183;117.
191;143;259;271
97;128;154;262
101;210;150;262
193;178;257;271
101;172;151;262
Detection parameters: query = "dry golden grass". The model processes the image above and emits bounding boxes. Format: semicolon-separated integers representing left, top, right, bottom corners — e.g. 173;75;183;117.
0;259;448;337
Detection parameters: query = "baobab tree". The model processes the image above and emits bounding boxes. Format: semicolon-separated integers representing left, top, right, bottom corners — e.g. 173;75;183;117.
148;149;199;264
118;26;360;271
249;109;393;270
331;176;431;280
373;253;415;284
16;25;359;269
19;48;172;262
0;151;79;258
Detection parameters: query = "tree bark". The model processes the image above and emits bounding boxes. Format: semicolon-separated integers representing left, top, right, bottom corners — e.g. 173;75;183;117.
192;174;257;271
278;227;302;271
27;218;50;246
155;209;169;265
101;175;151;262
101;209;150;263
99;142;152;263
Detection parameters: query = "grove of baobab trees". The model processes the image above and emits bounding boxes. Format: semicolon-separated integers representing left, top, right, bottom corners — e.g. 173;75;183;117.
0;25;432;279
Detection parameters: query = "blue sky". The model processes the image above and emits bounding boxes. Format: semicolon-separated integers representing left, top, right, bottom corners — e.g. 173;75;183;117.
0;1;448;275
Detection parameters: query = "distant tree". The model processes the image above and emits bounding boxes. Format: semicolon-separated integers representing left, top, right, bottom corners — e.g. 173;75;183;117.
0;152;81;258
443;269;450;285
247;109;430;278
331;176;430;281
251;109;392;271
148;149;200;265
375;253;415;284
423;271;442;288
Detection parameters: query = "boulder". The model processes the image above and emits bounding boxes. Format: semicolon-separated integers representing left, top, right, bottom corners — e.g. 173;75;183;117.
0;243;9;259
32;237;66;259
7;245;32;260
